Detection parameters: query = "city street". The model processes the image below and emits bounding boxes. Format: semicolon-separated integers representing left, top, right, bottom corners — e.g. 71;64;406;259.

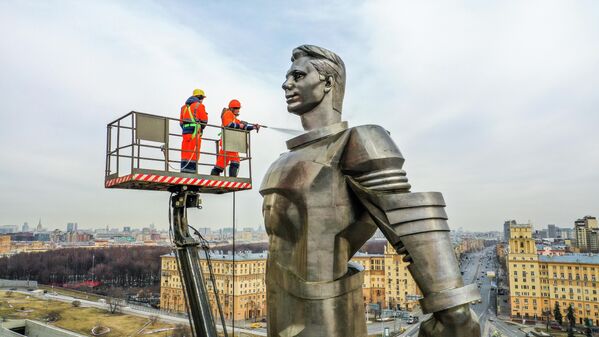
462;246;528;337
367;245;499;336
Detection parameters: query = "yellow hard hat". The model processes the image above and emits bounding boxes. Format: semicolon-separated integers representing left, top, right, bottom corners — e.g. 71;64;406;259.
192;88;206;97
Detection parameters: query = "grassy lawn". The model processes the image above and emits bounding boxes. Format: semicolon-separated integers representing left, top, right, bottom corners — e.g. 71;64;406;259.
0;291;177;336
37;285;105;302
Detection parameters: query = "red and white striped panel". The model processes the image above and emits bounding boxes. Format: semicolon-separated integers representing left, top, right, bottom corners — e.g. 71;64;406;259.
105;174;133;187
105;173;252;190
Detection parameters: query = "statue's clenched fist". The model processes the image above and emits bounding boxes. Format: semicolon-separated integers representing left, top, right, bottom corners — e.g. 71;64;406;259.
419;305;481;337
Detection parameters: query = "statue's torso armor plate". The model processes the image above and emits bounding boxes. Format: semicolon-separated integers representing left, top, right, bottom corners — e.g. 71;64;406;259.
260;122;403;337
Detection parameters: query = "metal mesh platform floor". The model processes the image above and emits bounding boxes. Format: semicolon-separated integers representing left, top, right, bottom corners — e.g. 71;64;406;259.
105;169;252;193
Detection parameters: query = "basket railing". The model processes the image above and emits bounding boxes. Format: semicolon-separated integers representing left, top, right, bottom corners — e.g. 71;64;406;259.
105;111;252;180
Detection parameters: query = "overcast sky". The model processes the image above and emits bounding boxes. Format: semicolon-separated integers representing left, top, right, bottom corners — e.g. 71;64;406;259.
1;1;597;232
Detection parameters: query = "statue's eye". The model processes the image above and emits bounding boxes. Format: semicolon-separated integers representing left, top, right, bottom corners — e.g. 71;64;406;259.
293;72;304;81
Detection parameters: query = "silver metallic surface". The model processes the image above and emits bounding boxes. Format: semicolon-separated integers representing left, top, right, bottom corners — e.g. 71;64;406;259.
261;45;480;337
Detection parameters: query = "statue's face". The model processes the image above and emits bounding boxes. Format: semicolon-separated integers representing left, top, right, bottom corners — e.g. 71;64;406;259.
282;57;327;115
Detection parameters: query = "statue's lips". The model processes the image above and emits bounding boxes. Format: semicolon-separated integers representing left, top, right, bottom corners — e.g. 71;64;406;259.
285;94;299;103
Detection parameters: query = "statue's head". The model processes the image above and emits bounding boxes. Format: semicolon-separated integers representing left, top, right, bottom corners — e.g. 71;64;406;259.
282;45;346;115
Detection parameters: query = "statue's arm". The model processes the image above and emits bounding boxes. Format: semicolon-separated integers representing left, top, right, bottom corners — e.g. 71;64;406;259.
341;125;480;336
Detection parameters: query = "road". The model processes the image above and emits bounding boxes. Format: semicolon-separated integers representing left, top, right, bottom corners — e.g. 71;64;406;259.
367;246;497;336
463;246;528;337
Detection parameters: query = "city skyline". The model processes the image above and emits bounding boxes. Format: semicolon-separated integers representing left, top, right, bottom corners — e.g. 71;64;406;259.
1;1;598;231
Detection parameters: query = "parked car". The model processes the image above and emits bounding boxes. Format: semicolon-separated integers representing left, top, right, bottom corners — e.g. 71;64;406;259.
406;316;419;324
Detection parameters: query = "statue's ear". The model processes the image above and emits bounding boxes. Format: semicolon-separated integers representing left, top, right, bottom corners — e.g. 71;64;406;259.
324;75;333;93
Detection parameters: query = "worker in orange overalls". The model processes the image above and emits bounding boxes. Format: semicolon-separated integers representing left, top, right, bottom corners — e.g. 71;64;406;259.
210;99;260;177
180;89;208;173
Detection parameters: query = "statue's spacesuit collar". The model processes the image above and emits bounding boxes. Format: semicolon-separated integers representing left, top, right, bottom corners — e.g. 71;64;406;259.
286;121;348;150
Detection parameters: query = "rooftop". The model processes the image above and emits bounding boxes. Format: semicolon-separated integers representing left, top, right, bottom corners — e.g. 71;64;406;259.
539;254;599;264
353;252;384;257
163;251;267;261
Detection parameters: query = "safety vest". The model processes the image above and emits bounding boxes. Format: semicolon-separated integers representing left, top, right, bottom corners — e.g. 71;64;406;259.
181;103;207;138
183;105;200;138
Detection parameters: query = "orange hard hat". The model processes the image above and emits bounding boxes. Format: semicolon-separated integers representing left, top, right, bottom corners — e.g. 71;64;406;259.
228;99;241;109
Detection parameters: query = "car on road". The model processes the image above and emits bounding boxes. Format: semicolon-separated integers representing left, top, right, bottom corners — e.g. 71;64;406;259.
249;322;263;329
406;316;419;324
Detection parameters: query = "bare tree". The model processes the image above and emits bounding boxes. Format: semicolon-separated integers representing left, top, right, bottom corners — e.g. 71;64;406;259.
45;310;61;322
106;287;124;314
107;297;121;314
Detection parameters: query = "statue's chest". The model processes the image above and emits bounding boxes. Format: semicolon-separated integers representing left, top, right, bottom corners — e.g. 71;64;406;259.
260;137;352;238
262;150;337;202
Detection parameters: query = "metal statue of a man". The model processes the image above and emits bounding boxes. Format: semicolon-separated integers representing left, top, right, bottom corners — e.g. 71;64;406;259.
260;45;481;337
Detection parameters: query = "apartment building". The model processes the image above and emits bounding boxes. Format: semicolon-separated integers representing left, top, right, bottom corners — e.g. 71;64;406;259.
508;223;599;325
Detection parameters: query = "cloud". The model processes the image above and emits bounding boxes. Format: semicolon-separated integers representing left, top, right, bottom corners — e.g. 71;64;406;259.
348;0;599;229
0;0;597;231
0;1;292;229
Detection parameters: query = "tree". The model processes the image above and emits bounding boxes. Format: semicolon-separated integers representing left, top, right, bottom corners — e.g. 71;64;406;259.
553;302;563;326
45;310;61;322
107;287;123;314
107;297;121;314
567;304;576;337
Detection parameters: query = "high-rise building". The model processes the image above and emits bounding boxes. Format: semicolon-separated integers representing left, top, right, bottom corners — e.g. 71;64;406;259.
66;222;78;233
533;229;548;239
558;227;575;240
547;224;557;238
504;220;517;242
22;222;29;232
574;216;599;253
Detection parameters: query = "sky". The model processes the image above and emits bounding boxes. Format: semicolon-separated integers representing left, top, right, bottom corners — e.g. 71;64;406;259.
0;1;598;232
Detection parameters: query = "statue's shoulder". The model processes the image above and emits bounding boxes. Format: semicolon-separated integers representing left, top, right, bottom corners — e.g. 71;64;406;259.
347;124;390;139
342;124;404;173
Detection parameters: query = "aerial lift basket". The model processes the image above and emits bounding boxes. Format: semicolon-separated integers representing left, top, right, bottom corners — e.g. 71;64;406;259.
104;111;253;193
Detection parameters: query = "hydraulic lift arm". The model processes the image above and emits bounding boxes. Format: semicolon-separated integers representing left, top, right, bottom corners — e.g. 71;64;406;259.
171;188;227;337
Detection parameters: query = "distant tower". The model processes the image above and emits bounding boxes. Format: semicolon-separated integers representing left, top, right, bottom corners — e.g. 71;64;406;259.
574;216;599;253
503;220;516;242
66;222;78;233
22;222;29;232
547;224;557;238
509;224;536;255
36;218;43;231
